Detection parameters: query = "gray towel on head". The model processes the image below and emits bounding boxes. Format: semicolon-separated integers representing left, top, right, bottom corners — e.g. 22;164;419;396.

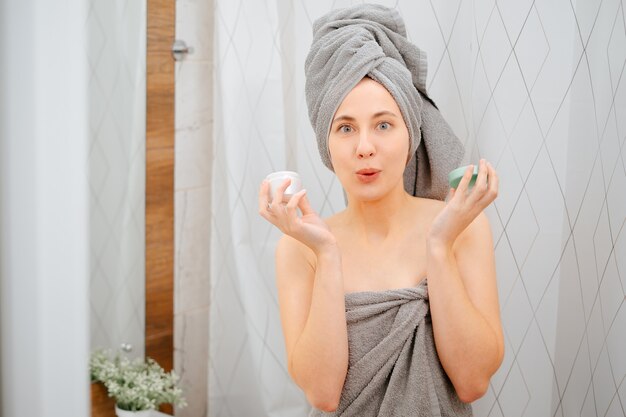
304;4;464;201
309;281;473;416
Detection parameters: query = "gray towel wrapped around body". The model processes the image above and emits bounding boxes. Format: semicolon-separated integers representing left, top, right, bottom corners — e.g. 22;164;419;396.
305;4;465;201
309;280;472;417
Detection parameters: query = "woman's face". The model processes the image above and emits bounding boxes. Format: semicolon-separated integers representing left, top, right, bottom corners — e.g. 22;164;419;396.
328;77;410;201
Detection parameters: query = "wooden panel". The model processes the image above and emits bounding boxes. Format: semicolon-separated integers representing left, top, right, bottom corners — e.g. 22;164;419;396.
145;148;175;211
146;0;175;150
91;383;116;417
147;0;174;47
145;0;175;402
146;67;175;148
145;145;174;382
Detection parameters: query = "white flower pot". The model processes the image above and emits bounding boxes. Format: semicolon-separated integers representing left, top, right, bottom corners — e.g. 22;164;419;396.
114;406;153;417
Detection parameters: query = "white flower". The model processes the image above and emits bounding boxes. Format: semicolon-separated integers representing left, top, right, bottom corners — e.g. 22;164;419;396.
90;349;187;411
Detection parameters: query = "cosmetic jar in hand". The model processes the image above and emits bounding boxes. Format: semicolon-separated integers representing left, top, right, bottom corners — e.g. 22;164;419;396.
266;171;302;203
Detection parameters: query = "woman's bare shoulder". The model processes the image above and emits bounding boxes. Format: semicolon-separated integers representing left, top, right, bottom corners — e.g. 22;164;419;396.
415;196;446;209
410;196;446;220
324;210;346;226
455;210;493;248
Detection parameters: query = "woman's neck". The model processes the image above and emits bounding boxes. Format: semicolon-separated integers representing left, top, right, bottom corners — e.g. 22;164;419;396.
342;186;415;245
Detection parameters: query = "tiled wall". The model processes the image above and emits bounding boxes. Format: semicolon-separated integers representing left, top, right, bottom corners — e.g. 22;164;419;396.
470;0;626;415
88;0;147;358
174;0;214;415
205;0;626;416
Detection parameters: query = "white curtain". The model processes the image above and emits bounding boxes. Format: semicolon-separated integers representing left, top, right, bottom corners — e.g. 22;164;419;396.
209;1;626;416
88;0;147;358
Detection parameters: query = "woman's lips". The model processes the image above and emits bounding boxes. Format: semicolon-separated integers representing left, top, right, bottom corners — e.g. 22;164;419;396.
356;171;381;183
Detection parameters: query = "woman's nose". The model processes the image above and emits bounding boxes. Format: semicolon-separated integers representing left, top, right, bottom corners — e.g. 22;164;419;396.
356;133;375;158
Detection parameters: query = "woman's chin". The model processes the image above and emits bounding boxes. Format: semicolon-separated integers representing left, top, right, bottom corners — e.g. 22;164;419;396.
345;187;386;203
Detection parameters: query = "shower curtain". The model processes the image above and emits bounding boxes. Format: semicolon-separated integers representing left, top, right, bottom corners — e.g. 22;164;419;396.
210;1;626;416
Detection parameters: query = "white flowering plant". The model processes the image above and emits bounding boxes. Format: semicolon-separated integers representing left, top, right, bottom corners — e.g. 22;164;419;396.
90;350;187;412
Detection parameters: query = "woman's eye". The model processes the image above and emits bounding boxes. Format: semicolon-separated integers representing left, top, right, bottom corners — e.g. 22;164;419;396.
339;125;353;133
378;122;390;130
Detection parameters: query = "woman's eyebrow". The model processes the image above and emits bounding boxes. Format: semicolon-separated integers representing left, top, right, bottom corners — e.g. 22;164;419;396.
372;110;399;118
332;111;399;125
332;115;355;124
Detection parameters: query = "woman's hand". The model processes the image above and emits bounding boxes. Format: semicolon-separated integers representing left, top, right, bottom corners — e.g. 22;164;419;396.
258;178;337;255
428;159;499;250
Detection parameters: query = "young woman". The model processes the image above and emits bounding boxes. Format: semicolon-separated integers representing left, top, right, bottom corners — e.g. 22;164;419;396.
259;5;503;417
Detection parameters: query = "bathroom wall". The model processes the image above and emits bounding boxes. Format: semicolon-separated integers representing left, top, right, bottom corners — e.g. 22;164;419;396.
468;0;626;415
550;0;626;414
173;0;214;415
87;0;147;358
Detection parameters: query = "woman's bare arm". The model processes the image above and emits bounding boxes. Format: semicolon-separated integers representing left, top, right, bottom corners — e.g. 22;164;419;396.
426;212;504;403
275;235;348;412
425;159;504;402
258;178;349;411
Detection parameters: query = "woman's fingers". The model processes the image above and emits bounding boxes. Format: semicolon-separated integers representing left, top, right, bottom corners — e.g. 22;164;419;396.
455;164;475;198
446;187;456;203
475;159;488;192
469;160;498;208
297;190;315;216
284;188;302;215
271;178;292;206
467;159;488;201
258;180;272;217
448;159;499;218
287;188;307;210
261;180;306;226
484;162;499;202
